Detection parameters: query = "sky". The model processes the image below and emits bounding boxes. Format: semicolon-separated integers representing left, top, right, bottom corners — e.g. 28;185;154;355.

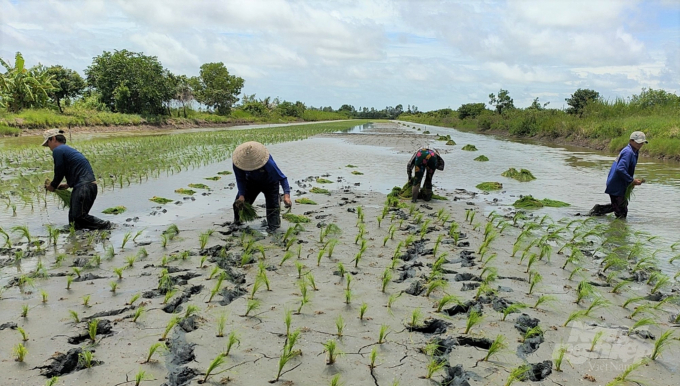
1;0;679;111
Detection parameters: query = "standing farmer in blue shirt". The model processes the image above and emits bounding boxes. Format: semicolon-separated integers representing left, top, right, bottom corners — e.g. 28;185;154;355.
232;141;292;231
42;129;112;230
589;131;647;219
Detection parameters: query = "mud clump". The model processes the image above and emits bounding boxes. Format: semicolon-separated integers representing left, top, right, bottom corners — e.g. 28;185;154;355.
405;280;426;296
514;313;540;334
163;285;204;313
37;347;103;377
441;364;472;386
454;273;481;282
179;315;200;333
527;360;553;381
163;330;198;386
442;301;483;316
219;286;247;306
407;318;450;334
455;336;492;350
68;319;113;344
83;306;134;321
460;282;481;291
0;322;17;330
73;273;107;282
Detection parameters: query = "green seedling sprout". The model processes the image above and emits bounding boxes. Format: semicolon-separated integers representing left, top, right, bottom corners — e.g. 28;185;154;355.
121;232;132;249
589;331;604;352
330;375;343;386
295;261;304;278
505;364;530;386
650;329;675;360
306;272;318;291
409;308;423;328
502;303;528;321
607;358;648;385
369;346;378;369
45;377;59;386
17;326;28;341
134;369;152;386
105;245;115;260
465;310;483;334
161;317;180;340
199;255;208;268
381;268;392;293
563;310;587;327
113;267;124;280
523;326;543;342
88;319;99;343
202;353;227;384
484;335;507;361
387;292;401;310
250;277;263;300
40;289;48;303
216;313;228;337
13;343;27;362
323;339;340;364
21;304;29;318
344;288;352;304
109;281;118;293
575;280;594;304
436;294;461;312
225;331;240;355
359;302;368;320
426;279;447;298
533;295;556;309
529;273;542;294
132;306;145;323
199;232;210;250
337;262;346;277
55;253;67;266
425;357;445;379
244;299;260;317
72;267;82;278
553;345;567;371
279;251;294;266
143;342;166;363
208;266;222;280
336;315;345;337
161;234;168;248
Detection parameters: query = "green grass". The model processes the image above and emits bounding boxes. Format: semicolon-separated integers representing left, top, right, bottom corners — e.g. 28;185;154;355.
399;90;680;160
282;213;311;223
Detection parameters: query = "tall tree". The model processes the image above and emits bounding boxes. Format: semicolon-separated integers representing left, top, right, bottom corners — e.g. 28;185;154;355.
0;52;55;112
46;65;85;113
173;74;194;118
488;89;514;114
192;62;244;115
565;89;600;116
85;49;175;115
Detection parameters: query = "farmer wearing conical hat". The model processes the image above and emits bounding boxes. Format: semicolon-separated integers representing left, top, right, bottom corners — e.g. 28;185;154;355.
588;131;647;219
407;147;445;203
232;141;292;231
42;129;112;230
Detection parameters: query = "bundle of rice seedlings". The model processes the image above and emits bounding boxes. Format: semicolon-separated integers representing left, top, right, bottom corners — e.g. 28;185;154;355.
541;198;570;207
238;202;258;222
102;206;126;215
476;182;503;191
624;178;645;204
474;155;489;162
282;213;311;223
461;144;478;151
310;187;331;195
513;196;544;209
295;198;317;205
150;196;173;204
53;189;72;208
316;178;333;184
188;183;210;190
174;188;196;195
502;168;536;182
445;140;456;145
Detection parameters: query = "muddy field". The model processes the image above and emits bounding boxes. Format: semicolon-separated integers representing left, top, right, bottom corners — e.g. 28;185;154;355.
0;122;678;386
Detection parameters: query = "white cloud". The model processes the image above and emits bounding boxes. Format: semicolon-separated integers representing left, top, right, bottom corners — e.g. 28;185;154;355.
0;0;678;110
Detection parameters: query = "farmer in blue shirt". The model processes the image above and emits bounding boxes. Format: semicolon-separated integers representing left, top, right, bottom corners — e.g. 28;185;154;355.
232;141;292;231
589;131;647;219
42;129;112;230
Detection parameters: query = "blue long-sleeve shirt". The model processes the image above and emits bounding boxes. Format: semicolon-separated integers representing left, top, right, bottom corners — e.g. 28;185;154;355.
605;144;638;197
50;144;96;189
233;155;290;197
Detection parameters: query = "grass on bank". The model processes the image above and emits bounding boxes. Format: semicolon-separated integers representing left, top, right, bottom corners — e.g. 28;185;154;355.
399;91;680;160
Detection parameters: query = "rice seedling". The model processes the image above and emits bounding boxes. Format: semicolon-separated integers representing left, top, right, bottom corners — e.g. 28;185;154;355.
585;297;609;316
409;308;423;328
525;253;539;273
369;346;378;369
425;357;446;379
130;306;145;323
45;377;59;386
586;330;605;352
295;261;304;278
501;303;528;321
55;253;67;266
109;281;119;293
296;280;310;314
279;251;294;266
344;288;352;304
77;349;94;368
112;266;124;280
505;364;530;386
568;266;584;281
20;304;29;318
244;299;260;317
426;279;447;298
552;345;567;372
336;315;345;337
202;353;227;384
120;231;132;249
484;335;507;361
11;225;32;248
330;374;343;386
628;317;657;335
650;329;675;360
381;268;392;293
337;262;346;277
100;244;115;260
376;324;391;344
323;339;340;364
435;294;461;312
523;326;543;343
13;343;27;362
622;295;646;309
464;310;483;334
651;275;670;294
393;241;403;260
352;249;364;268
17;326;28;341
161;317;180;341
387;292;401;311
326;238;338;259
225;331;240;355
564;309;588;327
39;289;49;303
575;280;594;304
607;358;648;386
359;302;368;320
88;319;99;343
533;294;556;310
126;255;136;268
529;273;542;294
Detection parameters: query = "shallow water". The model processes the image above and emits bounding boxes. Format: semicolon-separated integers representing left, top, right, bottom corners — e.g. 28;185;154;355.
1;121;679;281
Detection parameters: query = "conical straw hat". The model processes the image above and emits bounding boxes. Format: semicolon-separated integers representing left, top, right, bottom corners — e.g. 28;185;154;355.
232;141;270;171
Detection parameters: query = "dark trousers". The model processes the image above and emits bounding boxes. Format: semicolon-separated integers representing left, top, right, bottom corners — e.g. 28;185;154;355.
233;182;281;230
590;195;628;219
69;182;110;230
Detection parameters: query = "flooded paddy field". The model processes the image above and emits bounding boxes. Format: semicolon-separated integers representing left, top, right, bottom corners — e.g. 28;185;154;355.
0;121;679;386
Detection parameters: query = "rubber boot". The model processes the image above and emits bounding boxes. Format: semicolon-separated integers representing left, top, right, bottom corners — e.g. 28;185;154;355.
411;185;419;203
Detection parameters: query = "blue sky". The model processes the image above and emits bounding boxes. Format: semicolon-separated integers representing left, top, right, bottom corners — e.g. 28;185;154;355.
1;0;678;111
